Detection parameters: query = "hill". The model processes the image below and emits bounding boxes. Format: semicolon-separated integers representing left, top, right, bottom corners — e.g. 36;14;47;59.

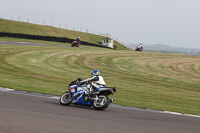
0;19;128;50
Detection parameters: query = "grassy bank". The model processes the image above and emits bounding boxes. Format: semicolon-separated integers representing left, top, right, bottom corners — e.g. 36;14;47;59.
0;19;128;50
0;44;200;115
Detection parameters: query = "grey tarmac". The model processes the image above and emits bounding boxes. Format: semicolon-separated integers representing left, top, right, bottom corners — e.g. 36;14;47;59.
0;90;200;133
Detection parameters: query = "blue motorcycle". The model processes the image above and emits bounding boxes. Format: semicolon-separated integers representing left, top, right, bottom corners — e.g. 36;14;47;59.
59;78;116;110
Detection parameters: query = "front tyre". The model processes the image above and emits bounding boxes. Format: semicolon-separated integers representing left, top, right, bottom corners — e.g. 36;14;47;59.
59;91;73;106
92;95;110;110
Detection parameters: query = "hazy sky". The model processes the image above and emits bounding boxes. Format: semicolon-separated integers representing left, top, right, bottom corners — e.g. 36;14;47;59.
0;0;200;48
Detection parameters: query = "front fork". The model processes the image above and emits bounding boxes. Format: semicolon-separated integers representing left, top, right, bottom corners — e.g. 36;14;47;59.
67;91;73;99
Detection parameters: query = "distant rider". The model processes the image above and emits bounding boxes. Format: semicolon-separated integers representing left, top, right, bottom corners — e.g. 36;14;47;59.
74;37;81;45
80;69;106;95
136;43;143;51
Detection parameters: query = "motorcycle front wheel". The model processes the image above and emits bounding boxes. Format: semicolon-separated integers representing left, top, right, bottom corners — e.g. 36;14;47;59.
92;95;110;110
59;91;73;106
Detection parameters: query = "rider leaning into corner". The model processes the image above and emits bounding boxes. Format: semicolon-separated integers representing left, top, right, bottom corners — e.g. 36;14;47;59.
79;70;106;95
135;43;143;51
75;36;81;44
137;43;143;49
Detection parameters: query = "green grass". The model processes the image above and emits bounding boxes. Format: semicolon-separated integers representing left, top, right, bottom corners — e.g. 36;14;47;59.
0;19;200;115
0;19;128;50
0;44;200;115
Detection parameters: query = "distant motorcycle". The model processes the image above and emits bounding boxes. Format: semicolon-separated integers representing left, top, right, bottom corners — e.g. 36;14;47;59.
59;78;116;110
71;41;80;47
135;46;143;51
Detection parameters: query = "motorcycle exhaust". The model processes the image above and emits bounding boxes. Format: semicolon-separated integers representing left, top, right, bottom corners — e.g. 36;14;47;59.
110;99;114;103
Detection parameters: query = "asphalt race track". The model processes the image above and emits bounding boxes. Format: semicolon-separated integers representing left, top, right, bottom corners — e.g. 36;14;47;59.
0;89;200;133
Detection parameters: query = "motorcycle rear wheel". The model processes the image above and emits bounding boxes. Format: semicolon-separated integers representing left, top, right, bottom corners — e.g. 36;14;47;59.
59;91;73;106
92;95;110;110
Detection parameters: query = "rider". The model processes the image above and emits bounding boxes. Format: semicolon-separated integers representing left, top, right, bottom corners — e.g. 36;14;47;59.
80;69;106;95
136;43;143;51
138;43;143;48
74;37;81;45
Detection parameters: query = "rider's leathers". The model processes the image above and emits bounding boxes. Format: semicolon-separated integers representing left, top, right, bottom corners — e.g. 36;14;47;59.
80;76;106;93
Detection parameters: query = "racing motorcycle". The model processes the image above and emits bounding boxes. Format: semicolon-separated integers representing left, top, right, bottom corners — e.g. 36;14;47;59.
71;41;80;47
59;78;116;110
135;46;143;51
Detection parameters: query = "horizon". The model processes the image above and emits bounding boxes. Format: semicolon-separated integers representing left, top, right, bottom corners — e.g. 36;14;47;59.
130;43;200;50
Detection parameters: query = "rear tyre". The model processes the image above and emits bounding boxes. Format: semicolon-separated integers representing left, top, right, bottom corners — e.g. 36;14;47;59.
59;91;73;106
92;95;110;110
